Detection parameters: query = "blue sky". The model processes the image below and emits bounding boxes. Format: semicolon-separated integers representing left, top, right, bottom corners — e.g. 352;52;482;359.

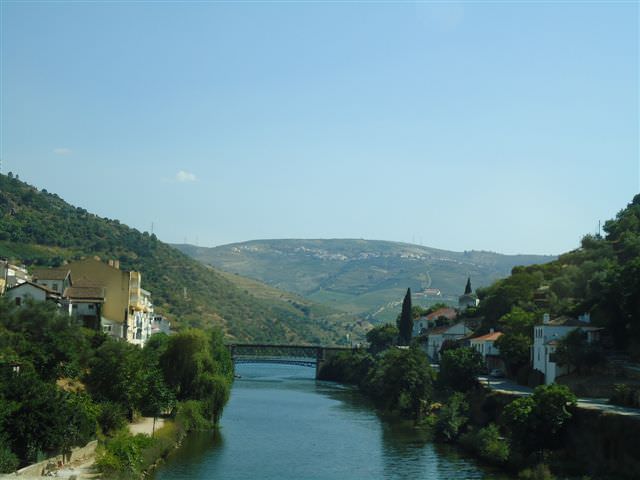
1;1;638;255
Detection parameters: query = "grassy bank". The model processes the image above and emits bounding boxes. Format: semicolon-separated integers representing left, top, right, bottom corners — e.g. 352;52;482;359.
96;400;216;478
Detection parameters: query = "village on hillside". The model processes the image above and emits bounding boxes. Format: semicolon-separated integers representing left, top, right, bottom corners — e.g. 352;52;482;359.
3;255;615;389
1;257;171;347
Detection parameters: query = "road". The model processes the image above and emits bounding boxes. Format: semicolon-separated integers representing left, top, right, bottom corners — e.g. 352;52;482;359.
478;375;640;418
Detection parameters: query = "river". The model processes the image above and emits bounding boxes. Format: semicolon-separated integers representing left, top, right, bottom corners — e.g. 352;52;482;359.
153;363;509;480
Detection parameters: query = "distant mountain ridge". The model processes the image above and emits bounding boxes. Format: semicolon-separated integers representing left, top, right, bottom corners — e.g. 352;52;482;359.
174;239;555;322
0;173;358;344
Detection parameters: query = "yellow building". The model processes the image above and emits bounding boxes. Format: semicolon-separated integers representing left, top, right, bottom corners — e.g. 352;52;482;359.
68;257;153;344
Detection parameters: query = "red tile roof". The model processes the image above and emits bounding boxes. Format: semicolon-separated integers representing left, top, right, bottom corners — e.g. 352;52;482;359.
471;331;503;342
426;307;457;322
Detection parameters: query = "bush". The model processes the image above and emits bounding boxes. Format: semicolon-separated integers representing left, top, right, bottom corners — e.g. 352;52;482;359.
139;422;181;470
459;423;509;465
95;431;154;477
0;444;19;473
518;463;556;480
175;401;211;432
317;351;373;385
97;402;128;436
363;347;435;418
435;392;469;442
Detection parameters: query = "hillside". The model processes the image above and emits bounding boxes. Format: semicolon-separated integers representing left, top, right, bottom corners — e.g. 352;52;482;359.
0;173;359;345
174;239;555;322
474;193;640;358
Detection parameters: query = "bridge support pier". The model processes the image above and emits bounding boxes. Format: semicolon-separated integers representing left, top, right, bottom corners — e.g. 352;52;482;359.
315;347;325;379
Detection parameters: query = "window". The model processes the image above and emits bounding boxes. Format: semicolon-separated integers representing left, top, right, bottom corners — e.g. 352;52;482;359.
88;304;94;310
52;284;58;291
102;325;112;333
15;297;21;306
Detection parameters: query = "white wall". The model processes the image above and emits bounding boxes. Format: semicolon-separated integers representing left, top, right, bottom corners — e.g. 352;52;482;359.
5;283;47;304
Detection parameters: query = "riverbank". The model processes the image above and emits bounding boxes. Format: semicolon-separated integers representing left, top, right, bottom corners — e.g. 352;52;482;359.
0;418;169;479
152;363;499;480
318;346;640;479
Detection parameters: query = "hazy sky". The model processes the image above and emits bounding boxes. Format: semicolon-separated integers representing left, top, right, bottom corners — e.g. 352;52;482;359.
1;1;638;255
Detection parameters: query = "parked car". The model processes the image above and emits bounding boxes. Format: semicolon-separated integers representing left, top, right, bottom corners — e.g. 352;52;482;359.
489;368;505;378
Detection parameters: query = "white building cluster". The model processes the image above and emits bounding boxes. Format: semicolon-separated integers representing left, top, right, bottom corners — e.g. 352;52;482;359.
1;257;171;347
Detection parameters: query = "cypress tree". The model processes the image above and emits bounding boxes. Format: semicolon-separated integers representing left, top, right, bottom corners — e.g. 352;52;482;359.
464;277;472;295
398;288;413;345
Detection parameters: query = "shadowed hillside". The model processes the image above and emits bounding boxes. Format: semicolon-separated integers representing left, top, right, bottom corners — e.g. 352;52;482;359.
0;173;359;344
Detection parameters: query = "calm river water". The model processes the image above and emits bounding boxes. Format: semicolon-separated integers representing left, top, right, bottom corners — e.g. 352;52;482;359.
153;363;510;480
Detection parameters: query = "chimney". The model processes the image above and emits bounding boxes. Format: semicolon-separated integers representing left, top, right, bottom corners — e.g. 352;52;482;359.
114;260;120;270
543;313;550;324
490;328;494;334
108;260;114;267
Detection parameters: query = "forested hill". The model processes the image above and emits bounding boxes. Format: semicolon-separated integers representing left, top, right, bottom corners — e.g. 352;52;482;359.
0;173;357;344
474;194;640;357
175;239;555;322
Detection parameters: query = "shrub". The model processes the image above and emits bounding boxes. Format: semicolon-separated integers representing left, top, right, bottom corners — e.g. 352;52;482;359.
435;392;469;442
363;347;435;418
0;444;19;473
139;422;181;470
460;424;509;465
318;351;373;385
97;402;128;436
518;463;556;480
175;401;211;432
95;431;154;477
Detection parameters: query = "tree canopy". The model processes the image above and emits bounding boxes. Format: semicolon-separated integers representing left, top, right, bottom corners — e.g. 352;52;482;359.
397;288;413;346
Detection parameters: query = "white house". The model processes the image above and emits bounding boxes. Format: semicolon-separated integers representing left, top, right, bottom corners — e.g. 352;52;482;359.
0;260;30;294
423;322;472;361
5;281;61;306
63;285;105;330
151;315;171;336
470;329;504;370
129;288;154;346
413;307;458;337
32;268;72;295
532;313;602;385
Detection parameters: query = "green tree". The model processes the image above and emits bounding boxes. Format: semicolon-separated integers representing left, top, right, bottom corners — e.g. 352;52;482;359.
504;384;576;453
554;329;604;374
366;324;398;354
85;340;145;420
160;329;215;400
397;288;413;346
465;277;472;295
363;347;435;418
438;347;484;392
0;368;96;463
495;333;531;375
160;329;232;424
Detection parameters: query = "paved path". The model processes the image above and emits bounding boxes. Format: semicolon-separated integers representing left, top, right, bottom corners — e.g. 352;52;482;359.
478;376;640;418
129;416;165;436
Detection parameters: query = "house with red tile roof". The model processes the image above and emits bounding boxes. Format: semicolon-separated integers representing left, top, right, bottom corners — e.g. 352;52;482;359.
470;329;504;370
412;307;457;337
422;322;472;361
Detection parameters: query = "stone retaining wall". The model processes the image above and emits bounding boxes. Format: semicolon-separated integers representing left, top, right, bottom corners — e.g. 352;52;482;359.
0;440;97;478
